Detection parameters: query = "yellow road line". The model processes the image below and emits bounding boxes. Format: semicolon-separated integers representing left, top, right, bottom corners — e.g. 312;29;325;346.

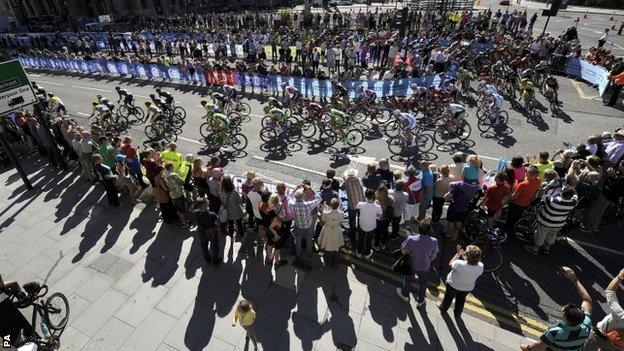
340;247;548;337
569;79;600;100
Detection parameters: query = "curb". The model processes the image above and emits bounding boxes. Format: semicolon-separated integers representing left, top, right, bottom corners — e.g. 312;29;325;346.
476;2;623;16
339;246;548;338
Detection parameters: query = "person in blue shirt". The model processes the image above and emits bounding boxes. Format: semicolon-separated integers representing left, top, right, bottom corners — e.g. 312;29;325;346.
418;161;434;220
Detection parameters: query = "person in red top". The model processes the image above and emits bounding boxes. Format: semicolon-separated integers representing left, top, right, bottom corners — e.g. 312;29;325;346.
504;166;540;235
121;136;149;188
478;172;511;228
403;166;422;223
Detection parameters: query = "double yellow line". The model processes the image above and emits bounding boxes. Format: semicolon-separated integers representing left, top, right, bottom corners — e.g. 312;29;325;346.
339;247;548;338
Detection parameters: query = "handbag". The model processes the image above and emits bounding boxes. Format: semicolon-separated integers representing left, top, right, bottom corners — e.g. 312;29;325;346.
218;193;230;223
606;321;624;349
391;254;412;276
154;178;170;203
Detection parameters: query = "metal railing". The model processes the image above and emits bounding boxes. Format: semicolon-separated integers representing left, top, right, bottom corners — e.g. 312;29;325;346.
409;0;475;11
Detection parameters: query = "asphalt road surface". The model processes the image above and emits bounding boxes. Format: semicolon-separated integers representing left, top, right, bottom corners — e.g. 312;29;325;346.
24;64;624;327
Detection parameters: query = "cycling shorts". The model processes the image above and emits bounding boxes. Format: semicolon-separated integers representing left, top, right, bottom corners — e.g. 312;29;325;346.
123;94;134;104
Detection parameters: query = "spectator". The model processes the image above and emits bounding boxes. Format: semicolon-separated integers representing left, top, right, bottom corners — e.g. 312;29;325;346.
524;186;578;255
389;180;408;239
362;163;383;190
462;155;481;185
98;136;116;171
532;151;553;179
191;158;209;199
79;131;95;182
121;136;148;188
232;300;258;351
319;178;339;205
419;161;434;220
397;219;439;306
208;168;223;213
438;244;483;318
432;165;454;223
356;189;382;259
265;193;287;267
448;152;466;180
342;168;365;238
479;172;511;228
164;162;189;228
582;267;624;351
509;156;526;183
247;178;265;233
161;142;182;174
326;168;341;192
192;198;221;265
220;176;245;239
377;158;394;188
290;187;322;259
276;182;294;251
505;166;541;235
521;267;592;351
318;198;345;268
115;155;139;204
242;171;256;228
445;179;479;241
403;166;422;224
154;165;178;223
604;131;624;167
586;161;624;233
373;185;394;250
92;153;119;207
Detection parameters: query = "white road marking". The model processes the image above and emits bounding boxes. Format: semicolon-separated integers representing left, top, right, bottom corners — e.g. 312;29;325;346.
76;112;90;117
135;95;150;99
28;74;41;77
37;80;64;86
177;136;203;145
567;237;624;258
71;85;112;93
252;156;326;176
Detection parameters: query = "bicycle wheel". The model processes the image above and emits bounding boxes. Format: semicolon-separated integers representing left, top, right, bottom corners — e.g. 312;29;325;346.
352;111;368;124
477;113;492;133
471;240;503;273
433;127;452;145
230;133;248;151
171;112;185;129
261;115;273;128
144;124;160;140
173;106;187;119
44;292;70;330
497;110;509;126
117;105;130;118
259;127;278;143
321;129;338;147
514;215;536;243
374;109;392;124
228;112;243;127
163;127;178;143
457;119;472;140
417;133;434;153
387;136;406;155
346;129;364;147
384;121;401;138
300;121;317;138
199;122;214;139
236;101;251;116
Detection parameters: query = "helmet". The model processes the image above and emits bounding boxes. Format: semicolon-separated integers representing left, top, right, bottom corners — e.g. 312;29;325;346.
540;60;546;65
114;86;120;91
155;88;161;93
410;83;418;90
281;82;287;88
145;101;152;106
149;93;156;99
496;60;502;65
97;94;102;100
200;100;207;105
358;85;364;91
47;92;53;98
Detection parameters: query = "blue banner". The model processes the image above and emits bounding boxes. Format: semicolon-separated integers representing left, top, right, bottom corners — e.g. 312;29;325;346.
566;58;610;96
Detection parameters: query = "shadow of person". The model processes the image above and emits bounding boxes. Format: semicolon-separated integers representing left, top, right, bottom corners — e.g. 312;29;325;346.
322;264;357;349
127;202;159;254
141;223;191;287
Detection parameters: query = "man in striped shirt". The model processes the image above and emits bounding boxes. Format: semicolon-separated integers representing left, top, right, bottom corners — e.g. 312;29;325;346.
524;186;578;255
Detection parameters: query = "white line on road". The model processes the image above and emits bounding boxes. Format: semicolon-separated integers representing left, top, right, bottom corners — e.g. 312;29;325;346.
567;237;624;257
177;136;203;145
251;156;326;176
37;80;64;86
76;112;90;117
71;85;112;93
28;74;41;77
135;95;151;99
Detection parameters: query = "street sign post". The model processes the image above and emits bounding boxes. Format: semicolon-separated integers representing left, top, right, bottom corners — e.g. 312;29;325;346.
0;59;37;190
0;60;37;115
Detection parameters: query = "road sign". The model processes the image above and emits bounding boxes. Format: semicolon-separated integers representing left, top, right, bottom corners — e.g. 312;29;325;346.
0;60;37;115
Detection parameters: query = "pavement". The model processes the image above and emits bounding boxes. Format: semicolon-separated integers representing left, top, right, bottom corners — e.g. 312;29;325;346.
0;158;534;350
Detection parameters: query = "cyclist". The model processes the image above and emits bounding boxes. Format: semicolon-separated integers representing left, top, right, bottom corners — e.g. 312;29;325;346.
47;93;67;115
392;109;418;146
357;86;377;108
485;88;505;124
519;78;536;105
267;106;288;128
90;101;112;125
328;108;349;143
443;101;466;128
100;98;115;114
200;101;230;140
155;88;174;109
455;67;473;93
222;84;238;101
544;75;559;104
534;60;549;78
491;60;505;79
213;92;227;110
149;93;169;111
267;96;284;109
281;83;302;112
144;101;164;125
306;100;324;122
443;78;460;101
331;79;348;103
115;86;134;106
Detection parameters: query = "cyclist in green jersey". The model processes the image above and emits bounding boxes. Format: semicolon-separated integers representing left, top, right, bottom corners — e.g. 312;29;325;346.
329;108;348;142
269;107;288;126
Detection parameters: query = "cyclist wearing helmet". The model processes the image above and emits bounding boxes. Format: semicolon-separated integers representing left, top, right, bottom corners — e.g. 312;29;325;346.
486;89;505;124
329;108;349;143
100;98;115;114
535;60;549;75
455;67;473;91
155;88;174;108
544;75;559;103
268;106;288;126
90;101;112;125
491;60;505;77
443;101;466;127
213;92;226;110
47;93;67;115
145;101;163;125
358;86;377;107
267;97;284;109
222;84;238;100
331;79;348;101
200;100;220;117
115;86;134;106
200;102;230;140
519;78;535;102
393;109;418;146
282;83;301;102
445;78;460;100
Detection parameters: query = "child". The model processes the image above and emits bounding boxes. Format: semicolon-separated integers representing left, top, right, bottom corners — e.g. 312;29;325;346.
232;299;258;350
479;172;511;228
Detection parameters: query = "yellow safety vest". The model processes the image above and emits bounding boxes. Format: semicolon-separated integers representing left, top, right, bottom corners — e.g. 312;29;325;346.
160;150;182;173
177;161;192;181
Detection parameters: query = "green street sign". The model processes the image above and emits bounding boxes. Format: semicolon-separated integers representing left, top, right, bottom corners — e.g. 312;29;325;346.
0;60;37;115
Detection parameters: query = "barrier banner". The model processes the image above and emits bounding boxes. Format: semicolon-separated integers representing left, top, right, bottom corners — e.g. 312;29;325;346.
566;58;610;96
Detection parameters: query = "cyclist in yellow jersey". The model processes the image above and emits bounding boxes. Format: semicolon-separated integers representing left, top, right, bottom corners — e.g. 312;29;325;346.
519;78;535;101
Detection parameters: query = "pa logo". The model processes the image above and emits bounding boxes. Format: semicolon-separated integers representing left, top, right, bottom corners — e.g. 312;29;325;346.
151;67;160;77
119;64;129;74
107;63;116;72
3;335;10;348
137;66;146;76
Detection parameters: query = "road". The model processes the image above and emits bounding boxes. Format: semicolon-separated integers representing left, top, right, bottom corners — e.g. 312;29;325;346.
23;66;624;329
